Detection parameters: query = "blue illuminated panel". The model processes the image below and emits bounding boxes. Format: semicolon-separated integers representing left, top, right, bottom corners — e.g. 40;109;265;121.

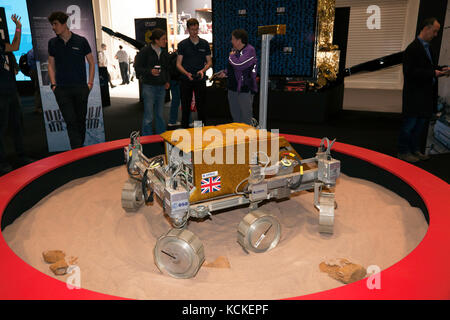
212;0;318;78
1;0;32;81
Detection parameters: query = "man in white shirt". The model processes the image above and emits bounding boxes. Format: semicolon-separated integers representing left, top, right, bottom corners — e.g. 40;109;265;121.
115;45;129;85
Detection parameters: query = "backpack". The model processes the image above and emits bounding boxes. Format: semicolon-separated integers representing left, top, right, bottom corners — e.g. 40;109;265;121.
19;54;31;77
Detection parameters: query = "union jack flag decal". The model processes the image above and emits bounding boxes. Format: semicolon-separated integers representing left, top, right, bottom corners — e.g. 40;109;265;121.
201;176;221;194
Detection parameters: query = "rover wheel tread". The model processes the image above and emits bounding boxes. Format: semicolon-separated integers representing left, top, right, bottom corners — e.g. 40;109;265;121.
121;180;144;212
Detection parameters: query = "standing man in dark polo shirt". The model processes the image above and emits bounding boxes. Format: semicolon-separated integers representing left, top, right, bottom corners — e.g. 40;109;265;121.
0;14;34;175
176;18;212;128
47;11;95;149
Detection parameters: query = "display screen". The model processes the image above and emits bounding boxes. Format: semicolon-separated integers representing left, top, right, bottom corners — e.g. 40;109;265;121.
1;0;33;81
212;0;318;78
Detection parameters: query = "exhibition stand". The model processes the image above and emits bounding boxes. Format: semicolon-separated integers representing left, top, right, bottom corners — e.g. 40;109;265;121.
205;82;344;123
0;134;448;299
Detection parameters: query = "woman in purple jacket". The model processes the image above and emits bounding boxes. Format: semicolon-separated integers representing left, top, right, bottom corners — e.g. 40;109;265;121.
217;29;257;125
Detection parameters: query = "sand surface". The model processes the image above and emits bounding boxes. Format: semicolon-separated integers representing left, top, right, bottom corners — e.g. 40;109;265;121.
2;166;428;299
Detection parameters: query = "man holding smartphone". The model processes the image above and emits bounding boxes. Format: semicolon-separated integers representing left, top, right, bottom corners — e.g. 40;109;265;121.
176;18;212;128
399;17;450;162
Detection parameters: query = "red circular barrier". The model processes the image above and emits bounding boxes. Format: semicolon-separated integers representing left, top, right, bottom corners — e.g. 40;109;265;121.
0;134;448;299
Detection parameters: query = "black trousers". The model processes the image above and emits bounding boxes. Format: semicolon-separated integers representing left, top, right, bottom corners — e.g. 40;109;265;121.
30;69;42;108
180;79;206;128
99;66;113;85
119;62;129;84
0;93;25;163
53;86;90;149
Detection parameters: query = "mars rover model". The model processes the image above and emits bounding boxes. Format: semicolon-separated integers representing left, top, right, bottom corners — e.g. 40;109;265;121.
121;123;340;279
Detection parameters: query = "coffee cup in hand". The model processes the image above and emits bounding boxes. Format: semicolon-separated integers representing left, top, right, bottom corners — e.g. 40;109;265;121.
152;65;161;76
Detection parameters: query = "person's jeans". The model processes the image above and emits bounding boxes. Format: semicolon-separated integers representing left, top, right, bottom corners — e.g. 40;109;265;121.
398;116;427;154
169;80;192;125
119;62;129;84
142;84;166;135
53;85;90;149
0;93;25;163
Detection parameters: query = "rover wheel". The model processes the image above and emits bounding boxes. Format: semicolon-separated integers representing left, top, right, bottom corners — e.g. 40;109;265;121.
318;192;335;234
237;210;281;253
154;228;205;279
121;180;144;212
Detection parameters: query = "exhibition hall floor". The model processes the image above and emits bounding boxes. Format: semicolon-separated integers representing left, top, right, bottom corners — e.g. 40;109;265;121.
2;166;427;299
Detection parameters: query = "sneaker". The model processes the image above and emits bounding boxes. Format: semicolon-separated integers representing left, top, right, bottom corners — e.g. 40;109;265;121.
192;121;203;128
413;151;430;161
168;121;181;127
189;122;194;127
397;153;419;163
0;162;13;174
